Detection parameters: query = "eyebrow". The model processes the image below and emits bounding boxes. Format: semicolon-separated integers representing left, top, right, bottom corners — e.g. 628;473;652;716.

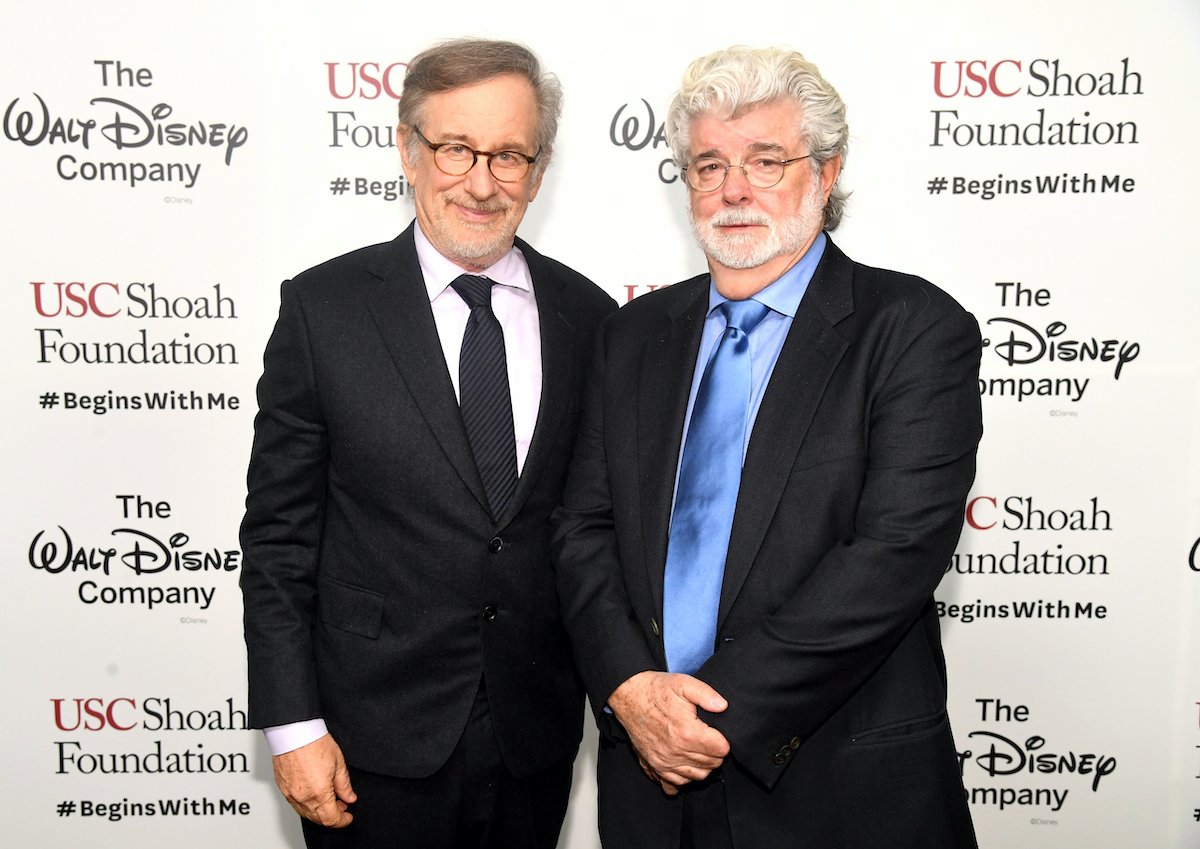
429;130;533;154
747;141;788;155
693;140;789;160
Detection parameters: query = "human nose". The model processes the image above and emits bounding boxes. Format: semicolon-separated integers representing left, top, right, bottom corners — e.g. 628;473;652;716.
720;164;753;203
462;154;499;199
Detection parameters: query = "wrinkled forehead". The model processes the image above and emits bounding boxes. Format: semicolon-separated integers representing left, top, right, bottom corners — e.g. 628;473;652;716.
417;75;540;149
687;98;806;156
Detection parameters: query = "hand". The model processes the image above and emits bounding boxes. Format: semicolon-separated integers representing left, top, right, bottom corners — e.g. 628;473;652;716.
608;671;730;795
272;733;357;828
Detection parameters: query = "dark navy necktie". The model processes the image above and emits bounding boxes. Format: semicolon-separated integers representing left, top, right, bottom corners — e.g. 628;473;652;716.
663;298;770;674
451;274;518;521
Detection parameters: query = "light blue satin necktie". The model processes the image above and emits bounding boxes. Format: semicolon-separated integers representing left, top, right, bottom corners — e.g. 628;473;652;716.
663;298;770;674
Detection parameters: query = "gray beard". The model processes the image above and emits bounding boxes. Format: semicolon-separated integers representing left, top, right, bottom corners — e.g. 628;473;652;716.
689;185;824;270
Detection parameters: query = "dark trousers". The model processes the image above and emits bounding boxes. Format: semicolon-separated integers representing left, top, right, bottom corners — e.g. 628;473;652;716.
598;740;734;849
302;684;573;849
679;774;735;849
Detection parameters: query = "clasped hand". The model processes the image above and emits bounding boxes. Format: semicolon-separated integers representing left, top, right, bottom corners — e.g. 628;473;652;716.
608;670;730;796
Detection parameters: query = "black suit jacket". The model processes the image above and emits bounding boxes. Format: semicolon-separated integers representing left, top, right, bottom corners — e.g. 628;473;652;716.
553;239;981;847
240;223;616;779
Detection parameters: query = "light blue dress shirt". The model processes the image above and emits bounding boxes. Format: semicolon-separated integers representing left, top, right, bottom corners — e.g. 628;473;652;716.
676;232;827;473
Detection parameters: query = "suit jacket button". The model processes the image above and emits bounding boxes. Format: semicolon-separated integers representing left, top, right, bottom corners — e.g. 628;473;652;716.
488;537;503;554
651;618;660;636
789;737;801;750
772;752;787;765
481;605;497;620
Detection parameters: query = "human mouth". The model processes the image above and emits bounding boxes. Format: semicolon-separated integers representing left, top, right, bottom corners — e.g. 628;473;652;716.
447;194;509;222
456;205;501;224
709;210;770;232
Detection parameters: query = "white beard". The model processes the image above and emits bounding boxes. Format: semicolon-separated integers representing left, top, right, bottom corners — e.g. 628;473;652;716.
689;180;825;270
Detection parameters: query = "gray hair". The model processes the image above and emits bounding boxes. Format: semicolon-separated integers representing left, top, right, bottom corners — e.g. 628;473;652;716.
666;46;850;230
397;38;562;177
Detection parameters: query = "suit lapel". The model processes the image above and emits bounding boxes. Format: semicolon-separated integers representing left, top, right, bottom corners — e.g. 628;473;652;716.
495;238;572;527
364;224;489;514
638;276;710;623
717;243;856;627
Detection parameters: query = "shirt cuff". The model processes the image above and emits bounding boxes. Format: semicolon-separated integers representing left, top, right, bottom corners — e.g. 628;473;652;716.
263;719;329;756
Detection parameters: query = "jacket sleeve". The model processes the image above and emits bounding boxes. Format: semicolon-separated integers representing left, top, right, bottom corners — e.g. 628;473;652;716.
239;280;329;728
551;322;660;725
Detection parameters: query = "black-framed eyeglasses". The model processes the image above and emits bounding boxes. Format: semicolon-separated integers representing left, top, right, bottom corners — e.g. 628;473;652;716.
682;154;811;192
412;126;540;183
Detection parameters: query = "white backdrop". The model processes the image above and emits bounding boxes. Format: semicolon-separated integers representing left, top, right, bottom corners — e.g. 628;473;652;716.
4;1;1198;846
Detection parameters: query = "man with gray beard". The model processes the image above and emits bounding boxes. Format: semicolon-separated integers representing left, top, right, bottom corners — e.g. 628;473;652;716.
553;46;981;848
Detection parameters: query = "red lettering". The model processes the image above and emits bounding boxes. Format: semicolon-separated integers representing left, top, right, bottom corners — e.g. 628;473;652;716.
81;698;107;731
380;63;406;99
31;281;63;317
966;496;997;530
989;60;1022;97
30;281;120;317
88;282;120;317
357;62;382;99
51;698;82;731
931;61;964;98
51;697;138;731
933;59;1024;98
326;62;359;99
963;61;990;98
105;697;137;730
623;284;668;303
325;61;408;100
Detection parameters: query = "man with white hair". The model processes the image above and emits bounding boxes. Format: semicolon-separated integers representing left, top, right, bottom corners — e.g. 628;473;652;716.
553;46;981;848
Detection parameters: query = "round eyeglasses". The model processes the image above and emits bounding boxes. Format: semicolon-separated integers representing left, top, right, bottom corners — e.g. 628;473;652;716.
682;154;811;192
412;126;540;183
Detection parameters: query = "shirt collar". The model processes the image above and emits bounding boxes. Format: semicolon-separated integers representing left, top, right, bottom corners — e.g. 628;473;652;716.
708;231;827;317
413;220;530;302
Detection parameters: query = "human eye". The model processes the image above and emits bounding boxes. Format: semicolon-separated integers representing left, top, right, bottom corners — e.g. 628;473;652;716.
748;155;783;172
442;144;472;160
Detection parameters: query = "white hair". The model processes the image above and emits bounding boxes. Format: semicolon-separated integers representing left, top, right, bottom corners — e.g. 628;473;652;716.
667;46;850;230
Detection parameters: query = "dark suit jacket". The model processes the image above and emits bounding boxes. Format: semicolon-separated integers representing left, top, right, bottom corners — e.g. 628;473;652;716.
552;239;981;848
240;223;616;779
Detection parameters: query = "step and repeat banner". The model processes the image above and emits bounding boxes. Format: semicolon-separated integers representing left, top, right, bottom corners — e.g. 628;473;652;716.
4;1;1198;846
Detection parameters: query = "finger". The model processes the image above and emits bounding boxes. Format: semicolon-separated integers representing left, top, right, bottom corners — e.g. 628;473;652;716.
654;765;711;788
672;749;725;770
663;720;729;763
676;675;728;713
332;758;358;804
312;797;353;828
690;725;731;759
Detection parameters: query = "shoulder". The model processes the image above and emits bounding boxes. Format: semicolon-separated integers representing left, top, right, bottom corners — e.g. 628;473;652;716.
826;242;975;336
519;238;618;320
285;239;400;297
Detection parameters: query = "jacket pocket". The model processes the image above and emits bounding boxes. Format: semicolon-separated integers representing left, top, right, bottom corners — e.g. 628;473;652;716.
318;576;384;639
850;709;948;746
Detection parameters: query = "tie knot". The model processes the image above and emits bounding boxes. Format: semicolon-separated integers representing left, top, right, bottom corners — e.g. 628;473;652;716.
718;299;770;335
451;274;494;310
